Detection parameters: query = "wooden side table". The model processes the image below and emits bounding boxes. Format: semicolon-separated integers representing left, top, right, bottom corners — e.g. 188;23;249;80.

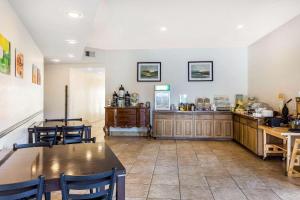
104;106;151;136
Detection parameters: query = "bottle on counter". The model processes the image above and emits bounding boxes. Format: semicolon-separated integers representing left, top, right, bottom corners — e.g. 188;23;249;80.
118;84;125;98
125;91;131;107
112;91;118;107
118;97;125;107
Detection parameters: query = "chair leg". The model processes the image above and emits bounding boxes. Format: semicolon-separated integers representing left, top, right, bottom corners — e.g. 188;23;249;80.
45;192;51;200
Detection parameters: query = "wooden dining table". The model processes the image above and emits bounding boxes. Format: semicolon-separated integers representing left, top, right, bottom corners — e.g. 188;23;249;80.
0;143;126;200
27;121;92;143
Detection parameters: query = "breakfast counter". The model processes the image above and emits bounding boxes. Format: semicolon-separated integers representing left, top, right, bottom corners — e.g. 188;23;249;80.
153;110;233;139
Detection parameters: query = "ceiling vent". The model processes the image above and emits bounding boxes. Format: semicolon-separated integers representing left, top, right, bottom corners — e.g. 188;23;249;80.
85;51;96;57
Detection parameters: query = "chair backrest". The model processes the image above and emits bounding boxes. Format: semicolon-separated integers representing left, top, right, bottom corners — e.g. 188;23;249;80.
45;118;64;122
13;142;52;151
34;126;58;145
0;176;44;200
60;168;116;200
62;125;85;144
66;118;83;122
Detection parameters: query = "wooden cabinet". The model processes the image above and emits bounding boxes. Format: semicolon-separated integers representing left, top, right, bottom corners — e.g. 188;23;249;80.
153;111;232;139
104;107;151;136
233;121;240;141
195;114;214;137
247;126;258;153
153;113;174;137
214;114;233;138
183;119;194;137
214;120;223;137
233;113;263;155
174;114;194;137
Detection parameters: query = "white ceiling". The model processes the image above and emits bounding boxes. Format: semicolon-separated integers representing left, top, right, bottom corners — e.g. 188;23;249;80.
9;0;300;63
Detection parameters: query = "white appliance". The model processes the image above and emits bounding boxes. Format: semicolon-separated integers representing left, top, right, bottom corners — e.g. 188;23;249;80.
154;84;171;110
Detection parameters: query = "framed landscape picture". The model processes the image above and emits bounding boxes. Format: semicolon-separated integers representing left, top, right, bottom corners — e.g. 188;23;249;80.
137;62;161;82
188;61;213;81
15;49;24;78
0;33;11;75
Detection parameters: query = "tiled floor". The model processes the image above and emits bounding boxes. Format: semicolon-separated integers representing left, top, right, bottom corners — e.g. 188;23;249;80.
52;121;300;200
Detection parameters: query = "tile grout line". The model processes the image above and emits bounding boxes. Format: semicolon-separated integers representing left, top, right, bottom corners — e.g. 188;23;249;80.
176;140;182;200
230;175;250;200
146;139;160;199
204;176;216;200
202;146;217;200
270;188;284;200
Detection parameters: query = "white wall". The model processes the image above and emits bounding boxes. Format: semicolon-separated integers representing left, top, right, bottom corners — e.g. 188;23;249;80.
105;48;248;106
44;64;105;122
69;68;105;122
44;64;69;119
248;15;300;113
0;0;44;149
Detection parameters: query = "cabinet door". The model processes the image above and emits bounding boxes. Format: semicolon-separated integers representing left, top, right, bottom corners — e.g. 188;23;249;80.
163;119;173;137
222;120;233;137
247;126;257;153
174;119;184;137
195;120;203;137
233;121;240;142
202;120;214;137
214;120;223;137
154;119;164;136
243;124;248;147
183;120;193;137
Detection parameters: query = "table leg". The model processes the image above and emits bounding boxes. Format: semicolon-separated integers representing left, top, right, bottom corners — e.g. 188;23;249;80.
263;130;267;160
287;136;292;172
85;127;91;139
28;129;33;144
116;174;125;200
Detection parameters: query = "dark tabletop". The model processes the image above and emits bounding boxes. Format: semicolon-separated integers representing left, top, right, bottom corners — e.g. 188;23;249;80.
0;143;125;185
28;121;92;129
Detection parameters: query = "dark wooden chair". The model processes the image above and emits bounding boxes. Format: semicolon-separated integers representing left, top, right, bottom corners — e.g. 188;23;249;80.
0;176;44;200
66;118;83;122
82;137;97;143
13;142;52;151
34;126;59;145
62;125;85;144
60;168;116;200
45;118;64;122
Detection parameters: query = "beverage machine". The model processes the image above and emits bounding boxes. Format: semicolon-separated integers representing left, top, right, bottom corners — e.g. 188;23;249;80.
154;84;171;110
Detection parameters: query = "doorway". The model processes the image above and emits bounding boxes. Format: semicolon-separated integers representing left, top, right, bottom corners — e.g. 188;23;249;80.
68;67;105;123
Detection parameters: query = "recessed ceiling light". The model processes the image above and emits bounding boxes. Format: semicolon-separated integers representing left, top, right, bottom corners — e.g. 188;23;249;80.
160;26;167;32
236;24;244;30
67;11;84;19
51;59;60;63
65;39;78;45
68;54;75;58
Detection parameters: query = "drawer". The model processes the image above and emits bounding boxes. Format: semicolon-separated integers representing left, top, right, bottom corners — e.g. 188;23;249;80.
118;115;136;121
118;109;137;115
247;119;258;129
154;113;174;119
214;114;232;120
174;114;193;120
240;117;247;124
194;114;213;120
